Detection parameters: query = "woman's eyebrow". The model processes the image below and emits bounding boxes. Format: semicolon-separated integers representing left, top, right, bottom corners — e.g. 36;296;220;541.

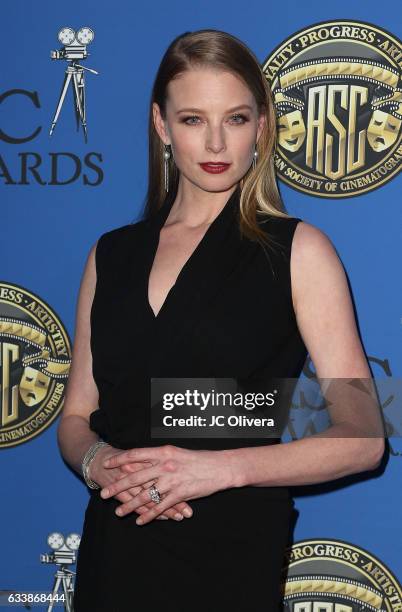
176;104;253;114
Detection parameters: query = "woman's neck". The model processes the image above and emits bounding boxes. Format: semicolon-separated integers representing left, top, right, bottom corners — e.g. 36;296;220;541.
169;178;238;228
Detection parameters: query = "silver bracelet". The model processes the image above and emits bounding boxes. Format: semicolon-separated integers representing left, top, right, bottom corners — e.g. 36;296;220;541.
82;440;110;489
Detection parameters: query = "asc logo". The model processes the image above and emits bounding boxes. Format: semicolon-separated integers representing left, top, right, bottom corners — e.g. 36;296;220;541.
282;538;402;611
263;20;402;197
0;282;71;448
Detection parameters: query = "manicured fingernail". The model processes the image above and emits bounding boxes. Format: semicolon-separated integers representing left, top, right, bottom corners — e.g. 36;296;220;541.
160;516;168;520
136;517;144;525
174;513;183;520
183;508;192;518
115;508;123;516
100;489;109;498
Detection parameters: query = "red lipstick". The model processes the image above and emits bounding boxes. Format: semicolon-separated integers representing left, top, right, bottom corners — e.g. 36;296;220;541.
199;162;231;174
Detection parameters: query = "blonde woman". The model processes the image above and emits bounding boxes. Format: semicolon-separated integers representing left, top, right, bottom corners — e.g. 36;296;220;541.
58;29;384;611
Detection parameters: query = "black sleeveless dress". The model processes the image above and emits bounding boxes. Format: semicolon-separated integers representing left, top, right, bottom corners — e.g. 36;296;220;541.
73;186;307;611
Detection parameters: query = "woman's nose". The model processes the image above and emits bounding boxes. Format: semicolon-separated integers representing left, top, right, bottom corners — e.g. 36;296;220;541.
205;126;226;154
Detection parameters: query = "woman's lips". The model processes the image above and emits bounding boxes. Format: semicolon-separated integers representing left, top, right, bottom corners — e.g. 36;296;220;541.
199;162;231;174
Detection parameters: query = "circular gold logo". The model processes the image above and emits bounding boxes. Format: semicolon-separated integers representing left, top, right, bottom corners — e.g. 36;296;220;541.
0;282;71;448
282;538;402;610
263;20;402;197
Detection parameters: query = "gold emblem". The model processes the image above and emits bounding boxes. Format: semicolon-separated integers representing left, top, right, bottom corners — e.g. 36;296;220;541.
0;282;71;448
262;20;402;197
282;538;402;610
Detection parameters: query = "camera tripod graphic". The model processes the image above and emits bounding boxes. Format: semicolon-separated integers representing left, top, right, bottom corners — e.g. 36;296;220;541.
41;531;81;612
49;27;98;143
47;566;75;612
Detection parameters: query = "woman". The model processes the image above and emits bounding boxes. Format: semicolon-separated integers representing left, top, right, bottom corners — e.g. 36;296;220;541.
58;29;384;611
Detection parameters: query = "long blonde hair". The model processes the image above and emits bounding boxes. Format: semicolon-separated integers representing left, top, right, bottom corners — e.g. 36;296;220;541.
144;29;292;249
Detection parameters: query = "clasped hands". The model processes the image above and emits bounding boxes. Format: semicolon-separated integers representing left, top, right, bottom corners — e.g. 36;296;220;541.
92;444;232;526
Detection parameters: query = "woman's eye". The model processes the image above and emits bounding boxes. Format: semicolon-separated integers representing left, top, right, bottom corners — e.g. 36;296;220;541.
183;116;201;125
229;114;249;124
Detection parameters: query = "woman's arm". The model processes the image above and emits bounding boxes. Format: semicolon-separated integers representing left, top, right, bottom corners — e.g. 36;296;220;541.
222;426;383;489
221;221;385;489
57;243;140;490
57;242;101;476
57;242;193;520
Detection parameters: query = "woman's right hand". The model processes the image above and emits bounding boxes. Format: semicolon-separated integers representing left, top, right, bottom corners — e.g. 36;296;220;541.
88;445;193;522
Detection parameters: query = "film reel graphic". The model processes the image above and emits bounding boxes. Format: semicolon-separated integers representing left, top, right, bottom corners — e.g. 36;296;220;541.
262;20;402;197
0;282;71;448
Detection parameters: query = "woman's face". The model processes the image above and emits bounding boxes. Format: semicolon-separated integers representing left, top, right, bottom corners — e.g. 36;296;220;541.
153;66;266;192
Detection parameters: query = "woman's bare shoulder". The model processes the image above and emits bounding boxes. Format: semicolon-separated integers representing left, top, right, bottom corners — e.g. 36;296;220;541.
290;220;370;378
292;219;335;254
291;220;343;306
294;217;344;273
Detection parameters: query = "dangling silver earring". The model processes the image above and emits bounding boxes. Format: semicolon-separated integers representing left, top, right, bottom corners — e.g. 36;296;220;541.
164;144;171;192
252;146;258;170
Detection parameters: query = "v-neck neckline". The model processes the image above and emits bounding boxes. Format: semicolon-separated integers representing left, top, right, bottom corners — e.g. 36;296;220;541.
145;186;240;321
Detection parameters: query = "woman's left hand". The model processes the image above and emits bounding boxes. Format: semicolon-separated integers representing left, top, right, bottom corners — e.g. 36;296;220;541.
100;444;233;524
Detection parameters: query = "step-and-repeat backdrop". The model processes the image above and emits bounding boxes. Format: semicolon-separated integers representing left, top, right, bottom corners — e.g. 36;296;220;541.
2;0;401;609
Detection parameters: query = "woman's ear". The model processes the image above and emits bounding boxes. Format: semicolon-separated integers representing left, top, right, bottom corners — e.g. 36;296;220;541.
152;102;171;146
